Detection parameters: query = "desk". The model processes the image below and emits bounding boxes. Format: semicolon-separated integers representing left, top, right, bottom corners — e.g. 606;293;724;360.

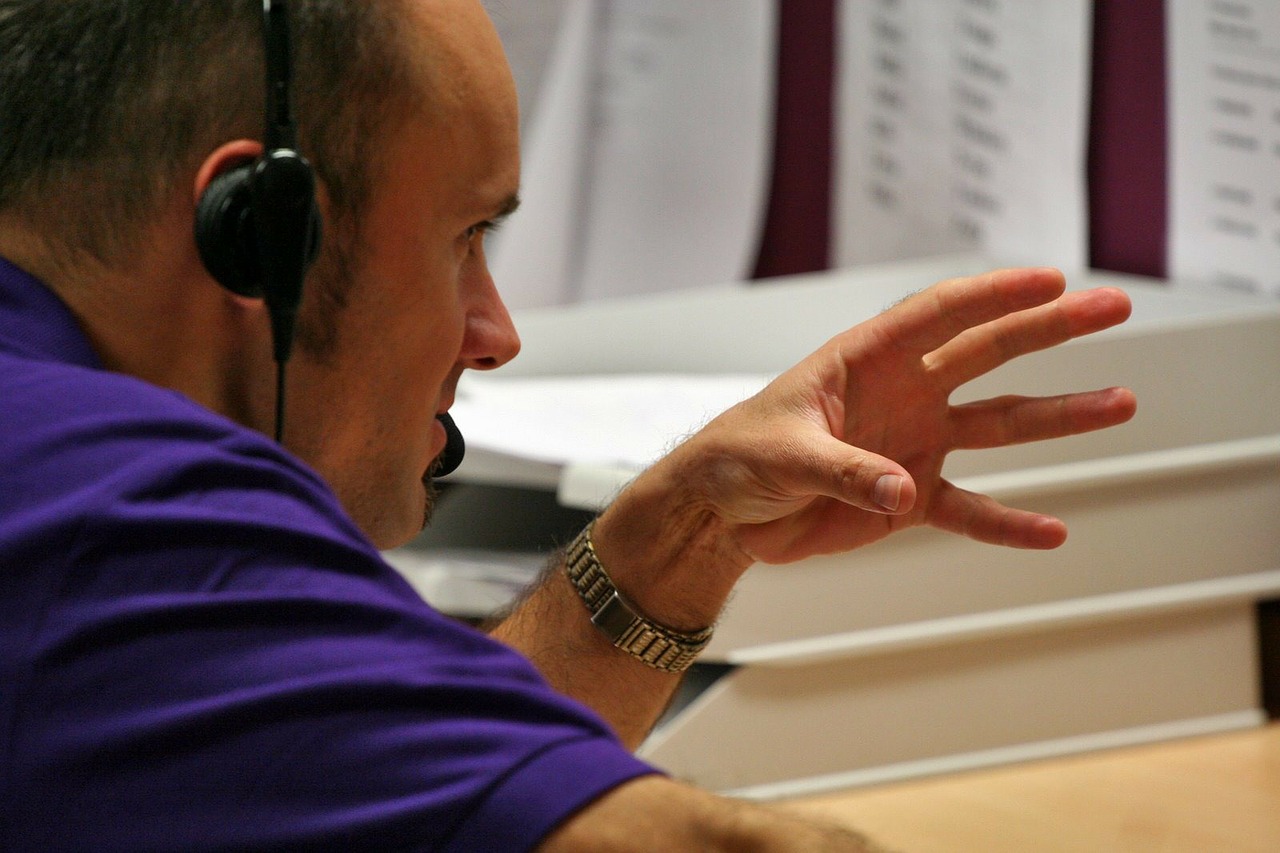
783;723;1280;852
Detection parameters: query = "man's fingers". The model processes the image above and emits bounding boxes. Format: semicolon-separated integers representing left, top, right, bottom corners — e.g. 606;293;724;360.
873;268;1068;358
926;287;1133;388
950;387;1137;449
929;481;1068;549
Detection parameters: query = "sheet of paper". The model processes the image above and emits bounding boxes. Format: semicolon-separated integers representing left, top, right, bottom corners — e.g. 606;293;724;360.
1168;0;1280;299
833;0;1091;272
488;1;776;309
449;372;772;471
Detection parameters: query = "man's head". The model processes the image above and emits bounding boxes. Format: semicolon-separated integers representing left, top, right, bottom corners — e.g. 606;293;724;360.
0;0;523;548
0;0;417;357
0;1;408;265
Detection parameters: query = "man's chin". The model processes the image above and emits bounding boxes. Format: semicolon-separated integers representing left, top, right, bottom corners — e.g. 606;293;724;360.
361;480;440;551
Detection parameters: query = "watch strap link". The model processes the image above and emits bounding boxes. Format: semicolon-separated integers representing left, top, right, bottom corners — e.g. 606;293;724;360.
565;522;713;673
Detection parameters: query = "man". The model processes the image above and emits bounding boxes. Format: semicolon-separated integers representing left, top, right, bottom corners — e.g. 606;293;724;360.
0;1;1136;850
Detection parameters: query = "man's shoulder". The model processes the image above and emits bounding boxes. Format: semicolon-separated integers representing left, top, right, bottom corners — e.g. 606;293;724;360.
0;351;353;550
2;347;253;439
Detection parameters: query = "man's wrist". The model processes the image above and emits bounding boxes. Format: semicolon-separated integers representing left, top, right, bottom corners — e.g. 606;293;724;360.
565;521;715;673
589;455;753;631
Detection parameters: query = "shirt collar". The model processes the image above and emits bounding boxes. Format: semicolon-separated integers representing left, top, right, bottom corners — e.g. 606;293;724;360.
0;254;104;369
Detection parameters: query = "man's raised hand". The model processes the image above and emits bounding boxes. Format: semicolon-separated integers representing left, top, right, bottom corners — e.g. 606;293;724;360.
679;267;1137;565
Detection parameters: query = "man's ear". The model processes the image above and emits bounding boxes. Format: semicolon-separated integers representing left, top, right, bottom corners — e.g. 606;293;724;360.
193;140;263;202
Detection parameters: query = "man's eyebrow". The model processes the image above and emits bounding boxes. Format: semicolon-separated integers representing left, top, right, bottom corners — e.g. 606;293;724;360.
490;192;521;224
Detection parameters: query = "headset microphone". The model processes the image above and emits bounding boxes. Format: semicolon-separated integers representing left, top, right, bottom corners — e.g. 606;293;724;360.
434;413;466;477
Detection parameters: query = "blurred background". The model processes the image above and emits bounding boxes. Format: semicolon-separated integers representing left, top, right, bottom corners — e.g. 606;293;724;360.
482;0;1278;306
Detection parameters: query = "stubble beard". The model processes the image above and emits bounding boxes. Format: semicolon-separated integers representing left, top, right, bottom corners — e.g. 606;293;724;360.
419;472;442;531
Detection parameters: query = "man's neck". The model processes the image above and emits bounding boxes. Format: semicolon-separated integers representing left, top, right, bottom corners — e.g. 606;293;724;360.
0;213;276;433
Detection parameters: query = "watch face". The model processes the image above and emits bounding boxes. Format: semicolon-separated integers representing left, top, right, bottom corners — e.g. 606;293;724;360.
591;591;642;641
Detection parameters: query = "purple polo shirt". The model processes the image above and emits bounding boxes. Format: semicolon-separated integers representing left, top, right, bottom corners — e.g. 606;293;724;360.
0;256;655;851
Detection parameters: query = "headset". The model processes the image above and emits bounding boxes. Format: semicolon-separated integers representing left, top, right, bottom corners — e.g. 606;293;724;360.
193;0;465;475
194;0;319;443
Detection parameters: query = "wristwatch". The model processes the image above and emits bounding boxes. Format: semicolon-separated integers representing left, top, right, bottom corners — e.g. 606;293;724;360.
564;522;714;674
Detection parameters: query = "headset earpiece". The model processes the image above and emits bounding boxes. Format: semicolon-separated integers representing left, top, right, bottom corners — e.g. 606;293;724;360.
194;150;322;362
195;153;322;302
195;163;261;298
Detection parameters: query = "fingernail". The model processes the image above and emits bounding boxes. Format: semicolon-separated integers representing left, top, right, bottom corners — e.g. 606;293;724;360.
874;475;904;512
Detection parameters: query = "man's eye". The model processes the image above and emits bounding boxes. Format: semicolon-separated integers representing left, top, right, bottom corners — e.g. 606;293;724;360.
466;220;498;241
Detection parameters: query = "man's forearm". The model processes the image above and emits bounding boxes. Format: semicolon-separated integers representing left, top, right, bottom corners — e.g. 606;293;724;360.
489;563;685;749
536;775;897;852
490;449;752;748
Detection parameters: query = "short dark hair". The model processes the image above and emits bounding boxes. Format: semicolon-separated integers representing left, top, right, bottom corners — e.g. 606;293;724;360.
0;0;414;268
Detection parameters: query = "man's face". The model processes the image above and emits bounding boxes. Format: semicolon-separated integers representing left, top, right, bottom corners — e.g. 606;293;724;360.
286;0;522;549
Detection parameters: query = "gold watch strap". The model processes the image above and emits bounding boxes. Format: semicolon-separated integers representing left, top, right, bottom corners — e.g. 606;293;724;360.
564;521;714;674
